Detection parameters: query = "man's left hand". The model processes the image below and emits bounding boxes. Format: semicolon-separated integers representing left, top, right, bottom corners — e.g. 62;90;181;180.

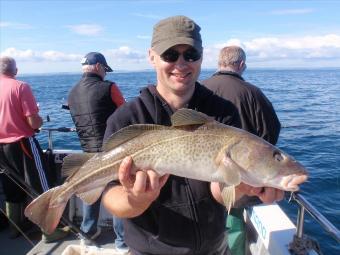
236;183;284;204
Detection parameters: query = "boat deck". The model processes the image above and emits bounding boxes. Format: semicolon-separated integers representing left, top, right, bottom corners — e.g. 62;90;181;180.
27;227;120;255
0;224;39;255
0;223;121;255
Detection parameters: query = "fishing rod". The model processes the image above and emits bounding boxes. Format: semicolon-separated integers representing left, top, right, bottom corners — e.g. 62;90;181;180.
0;163;98;246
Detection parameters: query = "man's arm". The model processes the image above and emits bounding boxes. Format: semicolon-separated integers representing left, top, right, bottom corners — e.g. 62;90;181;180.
110;83;125;107
26;113;43;130
102;156;169;218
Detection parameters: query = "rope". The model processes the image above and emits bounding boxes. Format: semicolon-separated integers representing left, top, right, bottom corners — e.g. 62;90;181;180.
289;234;324;255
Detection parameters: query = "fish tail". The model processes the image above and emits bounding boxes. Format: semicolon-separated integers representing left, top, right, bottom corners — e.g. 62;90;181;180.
24;186;69;234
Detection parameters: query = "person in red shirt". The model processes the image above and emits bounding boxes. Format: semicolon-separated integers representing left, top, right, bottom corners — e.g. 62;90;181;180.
0;56;69;241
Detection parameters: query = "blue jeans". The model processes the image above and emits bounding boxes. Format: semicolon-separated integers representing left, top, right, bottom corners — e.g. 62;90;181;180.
80;199;100;236
113;216;128;250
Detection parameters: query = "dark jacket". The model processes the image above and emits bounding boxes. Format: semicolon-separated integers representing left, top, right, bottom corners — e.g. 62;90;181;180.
203;71;281;145
68;73;117;152
104;83;240;255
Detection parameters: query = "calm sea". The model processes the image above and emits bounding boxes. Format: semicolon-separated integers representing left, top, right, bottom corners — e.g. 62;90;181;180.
18;69;340;254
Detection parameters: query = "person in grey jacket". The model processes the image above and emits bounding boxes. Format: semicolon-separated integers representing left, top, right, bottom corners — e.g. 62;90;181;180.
202;46;281;255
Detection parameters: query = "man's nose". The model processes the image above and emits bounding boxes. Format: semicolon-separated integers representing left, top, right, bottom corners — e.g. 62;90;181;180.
174;54;188;68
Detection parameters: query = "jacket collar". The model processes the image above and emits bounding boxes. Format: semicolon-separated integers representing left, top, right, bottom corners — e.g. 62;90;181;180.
213;70;244;81
82;72;103;80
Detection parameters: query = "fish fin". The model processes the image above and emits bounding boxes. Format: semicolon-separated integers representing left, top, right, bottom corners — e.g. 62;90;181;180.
77;186;106;205
103;124;168;151
171;108;214;127
24;186;69;234
62;153;95;179
221;184;235;212
215;150;242;186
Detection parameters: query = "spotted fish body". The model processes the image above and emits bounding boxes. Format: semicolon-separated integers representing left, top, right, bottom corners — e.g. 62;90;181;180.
24;109;308;234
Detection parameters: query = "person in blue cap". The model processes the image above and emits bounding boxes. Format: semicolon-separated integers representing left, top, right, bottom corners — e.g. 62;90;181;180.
68;52;126;250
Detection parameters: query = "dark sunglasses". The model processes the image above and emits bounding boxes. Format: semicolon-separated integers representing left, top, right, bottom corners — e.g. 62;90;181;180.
160;48;202;63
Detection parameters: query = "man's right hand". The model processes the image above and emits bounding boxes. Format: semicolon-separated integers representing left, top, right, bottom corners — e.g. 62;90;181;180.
119;156;169;209
102;156;169;218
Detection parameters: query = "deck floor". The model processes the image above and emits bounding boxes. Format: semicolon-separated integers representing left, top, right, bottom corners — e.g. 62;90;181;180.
0;224;121;255
27;227;120;255
0;221;40;254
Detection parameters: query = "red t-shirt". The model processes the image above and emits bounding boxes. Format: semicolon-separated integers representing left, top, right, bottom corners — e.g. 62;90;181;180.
110;82;125;106
0;75;39;143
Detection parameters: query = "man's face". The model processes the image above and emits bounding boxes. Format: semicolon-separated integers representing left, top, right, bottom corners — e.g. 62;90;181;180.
149;44;202;96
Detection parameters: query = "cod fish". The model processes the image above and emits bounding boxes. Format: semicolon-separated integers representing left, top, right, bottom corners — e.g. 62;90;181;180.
24;108;308;234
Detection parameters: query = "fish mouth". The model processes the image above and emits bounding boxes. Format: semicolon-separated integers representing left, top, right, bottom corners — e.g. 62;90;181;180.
280;174;308;191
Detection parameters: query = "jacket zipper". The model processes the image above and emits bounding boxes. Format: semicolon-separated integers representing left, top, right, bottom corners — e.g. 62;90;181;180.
185;178;202;252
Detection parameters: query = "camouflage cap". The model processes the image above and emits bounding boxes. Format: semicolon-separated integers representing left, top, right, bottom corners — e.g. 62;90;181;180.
151;15;202;55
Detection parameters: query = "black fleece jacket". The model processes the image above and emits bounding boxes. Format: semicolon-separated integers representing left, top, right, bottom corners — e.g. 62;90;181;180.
104;83;240;255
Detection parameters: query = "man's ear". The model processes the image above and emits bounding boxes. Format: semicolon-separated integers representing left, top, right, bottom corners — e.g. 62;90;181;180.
239;60;244;69
238;60;246;73
95;63;101;71
148;48;156;67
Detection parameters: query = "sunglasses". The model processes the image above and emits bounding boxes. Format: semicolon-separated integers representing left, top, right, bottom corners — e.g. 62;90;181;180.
160;48;202;63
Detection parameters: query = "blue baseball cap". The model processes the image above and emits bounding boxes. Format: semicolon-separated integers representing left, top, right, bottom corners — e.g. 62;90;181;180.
81;52;113;72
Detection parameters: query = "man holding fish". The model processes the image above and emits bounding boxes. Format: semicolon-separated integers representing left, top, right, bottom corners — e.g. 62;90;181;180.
24;15;307;255
102;15;286;255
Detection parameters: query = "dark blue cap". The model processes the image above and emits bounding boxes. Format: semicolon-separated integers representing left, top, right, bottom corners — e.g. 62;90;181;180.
81;52;113;72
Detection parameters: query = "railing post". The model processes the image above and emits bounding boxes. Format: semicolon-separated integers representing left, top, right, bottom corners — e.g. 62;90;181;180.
48;130;53;151
296;205;305;238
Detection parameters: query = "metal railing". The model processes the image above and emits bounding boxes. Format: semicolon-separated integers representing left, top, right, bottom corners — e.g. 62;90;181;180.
41;127;76;151
291;192;340;243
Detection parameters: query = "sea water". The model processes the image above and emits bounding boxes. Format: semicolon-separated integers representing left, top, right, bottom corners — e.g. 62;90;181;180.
19;69;340;254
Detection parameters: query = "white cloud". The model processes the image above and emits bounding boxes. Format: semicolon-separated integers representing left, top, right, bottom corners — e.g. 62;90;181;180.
270;8;314;15
203;34;340;68
67;24;103;36
105;46;147;64
0;47;148;72
131;13;162;19
137;35;151;40
0;21;33;29
0;48;82;62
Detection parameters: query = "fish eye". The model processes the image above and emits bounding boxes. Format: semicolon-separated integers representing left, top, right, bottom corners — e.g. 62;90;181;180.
273;151;284;162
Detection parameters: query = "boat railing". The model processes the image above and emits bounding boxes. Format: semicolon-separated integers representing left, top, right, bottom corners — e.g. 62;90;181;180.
288;192;340;254
292;192;340;242
40;126;76;151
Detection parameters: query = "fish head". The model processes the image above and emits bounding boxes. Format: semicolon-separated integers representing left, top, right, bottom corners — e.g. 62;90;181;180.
228;134;308;191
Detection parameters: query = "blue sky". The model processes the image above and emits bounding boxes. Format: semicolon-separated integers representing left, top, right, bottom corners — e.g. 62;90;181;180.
1;0;340;74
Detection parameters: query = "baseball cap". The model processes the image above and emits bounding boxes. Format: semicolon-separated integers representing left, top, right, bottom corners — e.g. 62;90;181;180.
151;15;202;55
81;52;113;72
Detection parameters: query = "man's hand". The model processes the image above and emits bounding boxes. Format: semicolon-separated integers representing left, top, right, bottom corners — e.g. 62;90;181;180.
102;156;169;218
236;183;284;204
118;156;169;210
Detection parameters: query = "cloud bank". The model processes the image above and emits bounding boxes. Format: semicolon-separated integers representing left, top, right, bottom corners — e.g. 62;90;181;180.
1;34;340;73
203;34;340;68
67;24;104;36
0;22;33;29
269;8;314;15
0;48;82;62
